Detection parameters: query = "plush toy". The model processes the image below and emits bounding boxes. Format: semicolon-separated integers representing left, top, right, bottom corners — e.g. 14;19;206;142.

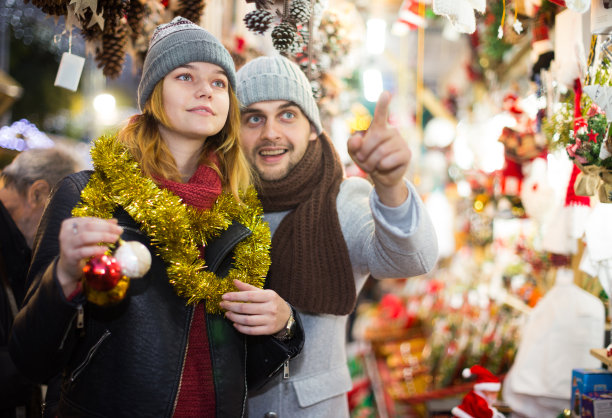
452;365;505;418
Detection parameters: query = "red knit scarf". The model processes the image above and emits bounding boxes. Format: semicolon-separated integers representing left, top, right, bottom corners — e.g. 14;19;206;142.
154;163;222;210
257;133;356;315
157;164;222;417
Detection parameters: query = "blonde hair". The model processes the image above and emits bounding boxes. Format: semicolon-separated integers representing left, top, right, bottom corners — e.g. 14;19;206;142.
117;80;252;200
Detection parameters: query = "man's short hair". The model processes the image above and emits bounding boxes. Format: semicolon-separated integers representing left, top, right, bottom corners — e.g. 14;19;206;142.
0;147;81;196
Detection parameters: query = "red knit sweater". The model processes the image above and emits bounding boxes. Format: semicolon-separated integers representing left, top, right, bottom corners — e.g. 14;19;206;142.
157;165;222;417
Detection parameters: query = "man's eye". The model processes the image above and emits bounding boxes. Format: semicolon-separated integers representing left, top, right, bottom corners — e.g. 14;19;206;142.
247;115;263;124
281;111;295;120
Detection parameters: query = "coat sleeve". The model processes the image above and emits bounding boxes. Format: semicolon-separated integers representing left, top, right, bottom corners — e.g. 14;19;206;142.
337;177;438;279
9;173;88;383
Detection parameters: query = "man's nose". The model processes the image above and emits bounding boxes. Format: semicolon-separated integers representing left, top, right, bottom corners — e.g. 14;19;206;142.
262;119;281;141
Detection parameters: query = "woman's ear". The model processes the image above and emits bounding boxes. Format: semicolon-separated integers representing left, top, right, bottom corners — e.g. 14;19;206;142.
27;179;50;208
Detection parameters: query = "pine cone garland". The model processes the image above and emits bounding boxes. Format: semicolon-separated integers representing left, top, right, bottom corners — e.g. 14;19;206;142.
101;0;129;32
244;9;273;35
271;22;297;52
127;0;145;39
289;0;311;24
96;23;128;79
176;0;206;24
27;0;68;16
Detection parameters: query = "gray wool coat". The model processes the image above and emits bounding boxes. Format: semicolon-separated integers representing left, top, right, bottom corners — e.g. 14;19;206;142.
248;177;439;418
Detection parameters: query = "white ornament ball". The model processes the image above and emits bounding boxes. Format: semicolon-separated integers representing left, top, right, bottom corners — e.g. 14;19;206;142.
114;241;152;278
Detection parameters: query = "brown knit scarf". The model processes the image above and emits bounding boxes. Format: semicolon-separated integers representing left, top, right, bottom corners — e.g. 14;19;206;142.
257;133;356;315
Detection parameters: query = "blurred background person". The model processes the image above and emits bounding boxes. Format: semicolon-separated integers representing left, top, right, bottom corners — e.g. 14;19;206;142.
0;146;80;418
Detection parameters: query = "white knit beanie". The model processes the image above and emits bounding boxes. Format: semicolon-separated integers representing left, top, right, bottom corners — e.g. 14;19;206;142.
236;55;322;134
137;16;237;111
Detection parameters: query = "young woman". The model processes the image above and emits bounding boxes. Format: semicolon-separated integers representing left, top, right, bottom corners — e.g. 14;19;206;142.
9;17;302;417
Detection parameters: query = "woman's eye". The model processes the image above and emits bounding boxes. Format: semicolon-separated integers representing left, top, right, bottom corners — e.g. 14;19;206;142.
176;74;192;81
212;80;226;88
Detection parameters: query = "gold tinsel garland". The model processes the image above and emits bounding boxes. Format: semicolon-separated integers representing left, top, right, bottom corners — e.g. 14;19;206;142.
72;135;271;313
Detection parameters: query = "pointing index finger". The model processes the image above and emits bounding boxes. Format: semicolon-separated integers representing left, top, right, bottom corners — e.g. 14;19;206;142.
370;91;391;129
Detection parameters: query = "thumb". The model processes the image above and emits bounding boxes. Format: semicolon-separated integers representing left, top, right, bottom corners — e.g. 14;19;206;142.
347;132;364;156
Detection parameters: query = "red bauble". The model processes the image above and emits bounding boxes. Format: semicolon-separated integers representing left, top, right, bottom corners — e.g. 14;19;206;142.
83;254;122;291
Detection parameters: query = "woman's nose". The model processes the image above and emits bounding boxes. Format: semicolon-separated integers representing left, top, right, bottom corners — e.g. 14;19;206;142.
195;81;212;98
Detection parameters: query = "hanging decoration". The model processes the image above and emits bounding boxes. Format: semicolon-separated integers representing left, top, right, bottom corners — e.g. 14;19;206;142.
24;0;207;80
243;0;312;54
432;0;486;35
545;48;612;203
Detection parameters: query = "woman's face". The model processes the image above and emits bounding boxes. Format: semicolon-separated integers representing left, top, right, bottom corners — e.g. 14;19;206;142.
160;62;230;142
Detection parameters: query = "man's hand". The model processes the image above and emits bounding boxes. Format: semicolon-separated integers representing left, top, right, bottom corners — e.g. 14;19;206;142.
347;91;411;207
220;279;292;336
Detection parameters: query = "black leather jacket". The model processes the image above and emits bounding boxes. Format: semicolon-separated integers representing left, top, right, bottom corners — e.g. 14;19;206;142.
9;171;303;417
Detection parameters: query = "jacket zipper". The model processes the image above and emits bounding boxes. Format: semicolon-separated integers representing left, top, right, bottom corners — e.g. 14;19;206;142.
58;309;78;350
58;304;85;350
241;338;247;418
171;306;195;416
69;329;111;382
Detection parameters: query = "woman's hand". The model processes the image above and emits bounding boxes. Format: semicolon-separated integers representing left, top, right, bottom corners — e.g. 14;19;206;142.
56;217;123;297
220;279;292;336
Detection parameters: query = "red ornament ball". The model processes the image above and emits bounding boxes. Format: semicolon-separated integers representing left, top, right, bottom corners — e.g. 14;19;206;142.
83;254;122;291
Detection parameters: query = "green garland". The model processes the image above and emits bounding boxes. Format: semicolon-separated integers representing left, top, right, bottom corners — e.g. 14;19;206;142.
72;135;271;313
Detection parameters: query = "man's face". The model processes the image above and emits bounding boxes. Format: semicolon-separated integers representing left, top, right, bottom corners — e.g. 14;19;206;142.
240;100;317;181
0;184;40;247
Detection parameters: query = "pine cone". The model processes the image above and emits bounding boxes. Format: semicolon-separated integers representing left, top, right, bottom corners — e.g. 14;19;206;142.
176;0;206;24
289;0;311;24
101;0;129;32
28;0;68;16
271;22;296;52
243;9;273;35
127;0;145;39
96;23;128;79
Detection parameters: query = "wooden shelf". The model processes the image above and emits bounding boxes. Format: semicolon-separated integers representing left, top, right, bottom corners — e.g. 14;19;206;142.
590;348;612;368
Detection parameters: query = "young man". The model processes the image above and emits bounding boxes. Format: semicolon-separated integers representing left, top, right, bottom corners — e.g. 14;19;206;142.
226;55;439;417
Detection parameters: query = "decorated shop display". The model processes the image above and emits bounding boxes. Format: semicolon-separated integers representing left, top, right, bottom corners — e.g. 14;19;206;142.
545;63;612;202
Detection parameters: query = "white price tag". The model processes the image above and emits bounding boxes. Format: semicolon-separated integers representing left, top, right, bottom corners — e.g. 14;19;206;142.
54;52;85;92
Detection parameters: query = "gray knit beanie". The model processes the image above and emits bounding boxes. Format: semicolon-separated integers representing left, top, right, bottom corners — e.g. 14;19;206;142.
137;16;236;111
236;55;322;134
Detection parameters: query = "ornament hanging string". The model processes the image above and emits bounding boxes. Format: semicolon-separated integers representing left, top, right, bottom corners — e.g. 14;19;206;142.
499;0;506;39
585;34;598;86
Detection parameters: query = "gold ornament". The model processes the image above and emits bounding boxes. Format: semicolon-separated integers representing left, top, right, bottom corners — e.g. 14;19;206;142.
72;135;271;313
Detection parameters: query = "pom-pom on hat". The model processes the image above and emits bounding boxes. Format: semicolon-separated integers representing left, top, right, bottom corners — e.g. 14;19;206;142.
236;55;322;134
462;365;501;392
137;16;237;111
